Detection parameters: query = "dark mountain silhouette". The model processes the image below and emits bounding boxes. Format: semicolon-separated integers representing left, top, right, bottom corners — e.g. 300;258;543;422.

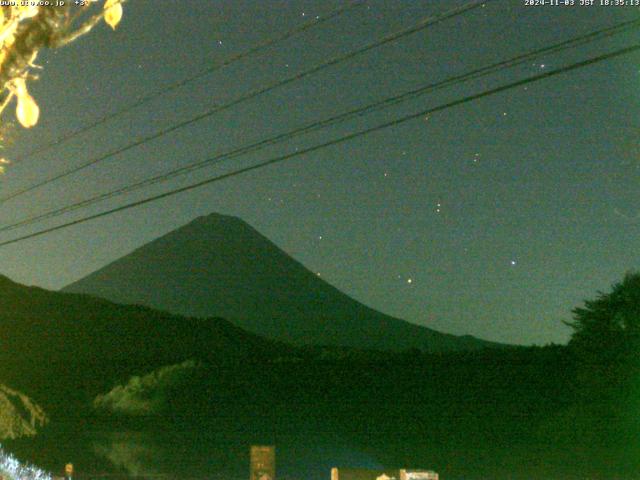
0;274;287;415
0;271;635;479
63;213;497;352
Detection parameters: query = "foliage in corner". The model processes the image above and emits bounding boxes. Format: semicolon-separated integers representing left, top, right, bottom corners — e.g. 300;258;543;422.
566;271;640;363
0;1;124;168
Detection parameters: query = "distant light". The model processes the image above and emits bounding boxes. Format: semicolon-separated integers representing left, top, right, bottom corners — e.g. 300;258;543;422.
510;260;517;266
407;278;413;284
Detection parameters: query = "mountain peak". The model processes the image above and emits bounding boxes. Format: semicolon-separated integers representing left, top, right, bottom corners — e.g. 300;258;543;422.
192;212;244;224
63;213;497;352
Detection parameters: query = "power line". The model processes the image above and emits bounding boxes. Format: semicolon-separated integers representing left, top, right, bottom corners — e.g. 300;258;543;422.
0;43;637;248
2;17;638;234
0;0;494;205
10;0;365;165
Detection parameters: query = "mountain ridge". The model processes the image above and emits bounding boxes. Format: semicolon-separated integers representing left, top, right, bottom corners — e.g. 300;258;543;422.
0;273;290;415
63;212;500;352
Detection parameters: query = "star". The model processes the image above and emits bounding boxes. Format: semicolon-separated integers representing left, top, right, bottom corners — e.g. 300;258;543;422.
510;260;517;266
407;278;413;284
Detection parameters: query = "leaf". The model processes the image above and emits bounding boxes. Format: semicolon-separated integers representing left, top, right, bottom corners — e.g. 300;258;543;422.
14;80;39;128
16;94;39;128
104;0;123;30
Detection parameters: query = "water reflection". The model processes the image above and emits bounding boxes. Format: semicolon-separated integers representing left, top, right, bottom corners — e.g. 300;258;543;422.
8;423;381;480
91;432;163;478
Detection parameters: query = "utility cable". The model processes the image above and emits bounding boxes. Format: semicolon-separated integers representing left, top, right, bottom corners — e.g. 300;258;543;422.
0;42;636;248
1;17;637;234
10;0;365;165
0;0;494;204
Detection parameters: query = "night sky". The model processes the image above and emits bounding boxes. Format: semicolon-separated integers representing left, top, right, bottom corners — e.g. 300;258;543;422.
0;0;638;345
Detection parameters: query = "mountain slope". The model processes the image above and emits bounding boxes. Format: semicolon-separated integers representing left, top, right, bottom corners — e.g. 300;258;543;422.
63;213;496;352
0;275;287;415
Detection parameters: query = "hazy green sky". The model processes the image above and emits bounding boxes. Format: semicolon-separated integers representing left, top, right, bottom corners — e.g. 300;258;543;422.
0;0;638;344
